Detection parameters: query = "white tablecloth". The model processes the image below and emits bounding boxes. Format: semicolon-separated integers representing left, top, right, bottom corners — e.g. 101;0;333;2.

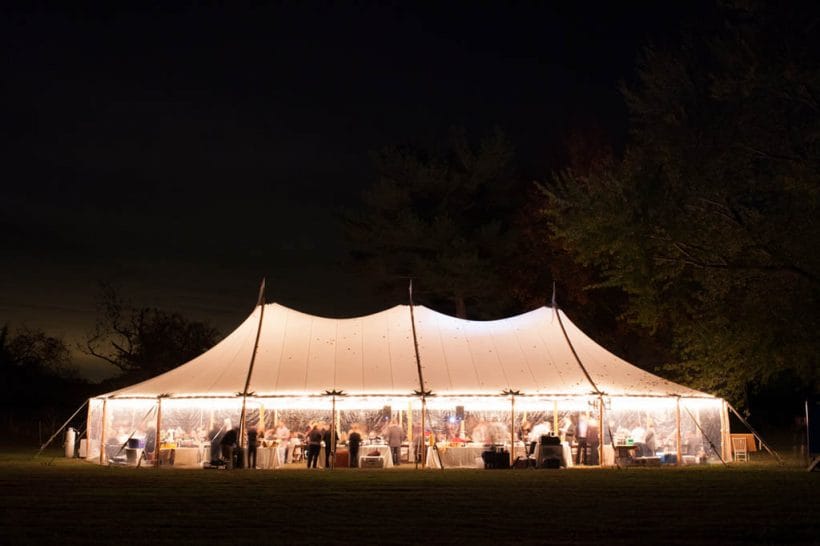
255;446;285;469
426;446;485;469
158;446;204;466
359;445;394;468
533;442;573;468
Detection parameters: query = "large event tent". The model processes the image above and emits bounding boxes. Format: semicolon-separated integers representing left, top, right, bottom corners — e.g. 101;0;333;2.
85;301;732;467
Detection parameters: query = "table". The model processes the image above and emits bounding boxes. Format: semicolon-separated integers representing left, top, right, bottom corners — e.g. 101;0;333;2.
533;442;572;468
158;446;203;466
359;445;394;468
426;446;485;469
256;446;284;469
613;444;638;465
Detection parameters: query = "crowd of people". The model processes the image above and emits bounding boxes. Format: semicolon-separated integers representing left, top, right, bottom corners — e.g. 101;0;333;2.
112;409;703;469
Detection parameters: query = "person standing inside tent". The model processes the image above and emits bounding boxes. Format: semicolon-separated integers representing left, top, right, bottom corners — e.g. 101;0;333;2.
246;426;259;469
587;417;600;465
348;425;362;468
145;426;157;463
385;420;405;466
631;421;647;457
275;421;290;463
575;413;589;465
322;423;338;468
306;425;322;468
643;419;656;457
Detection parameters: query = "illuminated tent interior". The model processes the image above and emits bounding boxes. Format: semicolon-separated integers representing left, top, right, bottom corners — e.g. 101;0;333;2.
85;302;732;468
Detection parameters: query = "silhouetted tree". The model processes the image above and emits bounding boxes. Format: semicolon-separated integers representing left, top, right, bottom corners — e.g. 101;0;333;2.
542;3;820;403
0;325;88;440
345;129;526;318
82;284;221;382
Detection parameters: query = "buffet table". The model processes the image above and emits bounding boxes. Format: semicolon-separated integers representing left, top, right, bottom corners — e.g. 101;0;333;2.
358;445;393;468
157;446;204;466
426;446;485;469
256;446;285;469
533;442;573;468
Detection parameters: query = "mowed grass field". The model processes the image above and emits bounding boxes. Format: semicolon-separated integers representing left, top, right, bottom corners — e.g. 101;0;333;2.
1;448;818;545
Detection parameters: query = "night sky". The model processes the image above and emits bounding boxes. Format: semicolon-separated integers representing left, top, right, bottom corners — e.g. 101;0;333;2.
1;2;709;379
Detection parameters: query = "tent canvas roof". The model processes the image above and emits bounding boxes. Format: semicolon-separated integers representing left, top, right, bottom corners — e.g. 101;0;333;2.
102;303;712;400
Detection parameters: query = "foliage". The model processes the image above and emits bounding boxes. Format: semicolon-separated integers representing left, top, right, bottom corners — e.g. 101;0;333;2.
345;129;526;318
0;324;87;435
82;284;221;382
542;3;820;404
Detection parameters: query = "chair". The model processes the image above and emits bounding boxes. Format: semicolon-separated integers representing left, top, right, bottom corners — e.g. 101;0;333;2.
290;444;303;463
732;437;748;462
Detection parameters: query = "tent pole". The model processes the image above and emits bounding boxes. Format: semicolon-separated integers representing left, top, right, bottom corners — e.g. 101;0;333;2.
408;279;438;470
721;400;731;462
99;398;108;465
510;395;515;467
598;396;604;467
675;398;682;467
154;398;162;468
330;395;336;470
240;278;267;450
85;398;93;460
553;401;558;437
421;399;427;469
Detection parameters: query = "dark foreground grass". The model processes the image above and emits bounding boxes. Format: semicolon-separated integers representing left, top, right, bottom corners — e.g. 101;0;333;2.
1;448;817;545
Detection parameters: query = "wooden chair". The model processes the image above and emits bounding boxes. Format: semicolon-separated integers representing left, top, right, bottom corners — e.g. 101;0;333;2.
732;436;748;462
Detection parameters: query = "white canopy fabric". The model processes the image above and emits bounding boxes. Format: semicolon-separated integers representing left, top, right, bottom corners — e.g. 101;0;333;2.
103;303;712;400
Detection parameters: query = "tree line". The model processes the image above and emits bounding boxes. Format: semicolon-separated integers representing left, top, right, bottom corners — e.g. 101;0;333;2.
344;3;819;414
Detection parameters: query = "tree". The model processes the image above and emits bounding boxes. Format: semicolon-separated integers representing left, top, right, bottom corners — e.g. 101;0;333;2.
0;324;86;437
345;129;526;318
543;3;820;404
82;284;221;382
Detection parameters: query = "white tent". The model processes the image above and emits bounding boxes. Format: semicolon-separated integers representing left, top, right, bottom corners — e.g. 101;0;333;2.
85;302;731;467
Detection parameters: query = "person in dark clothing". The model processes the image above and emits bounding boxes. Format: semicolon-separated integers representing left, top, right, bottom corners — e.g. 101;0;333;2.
322;425;338;468
348;427;362;468
575;414;589;465
220;428;238;465
587;420;600;466
247;427;258;469
306;425;322;468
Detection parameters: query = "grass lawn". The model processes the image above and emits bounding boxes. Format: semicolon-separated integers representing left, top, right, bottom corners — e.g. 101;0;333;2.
0;447;817;545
